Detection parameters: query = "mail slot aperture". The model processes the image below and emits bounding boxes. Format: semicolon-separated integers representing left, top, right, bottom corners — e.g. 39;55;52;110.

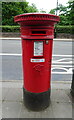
32;31;46;35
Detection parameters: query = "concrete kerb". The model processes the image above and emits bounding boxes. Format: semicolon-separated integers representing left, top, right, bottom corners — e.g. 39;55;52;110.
1;80;72;84
2;80;72;89
0;37;73;41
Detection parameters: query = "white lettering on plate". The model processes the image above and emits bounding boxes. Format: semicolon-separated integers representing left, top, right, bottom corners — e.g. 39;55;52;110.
31;59;45;62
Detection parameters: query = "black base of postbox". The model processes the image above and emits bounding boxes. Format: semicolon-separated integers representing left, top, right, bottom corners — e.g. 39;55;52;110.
23;88;50;111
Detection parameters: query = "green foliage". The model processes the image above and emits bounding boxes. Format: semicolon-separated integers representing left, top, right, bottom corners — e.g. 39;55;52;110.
2;0;74;27
68;0;74;25
1;25;20;32
26;3;38;13
49;1;74;25
59;15;71;25
2;1;38;25
1;25;74;34
49;9;55;14
55;25;74;34
57;4;67;15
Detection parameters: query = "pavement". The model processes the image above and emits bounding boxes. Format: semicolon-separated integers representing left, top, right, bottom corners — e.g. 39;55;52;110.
1;80;74;119
1;38;74;119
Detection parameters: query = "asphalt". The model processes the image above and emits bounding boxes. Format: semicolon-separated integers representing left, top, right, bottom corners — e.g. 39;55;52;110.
1;38;73;81
1;38;74;119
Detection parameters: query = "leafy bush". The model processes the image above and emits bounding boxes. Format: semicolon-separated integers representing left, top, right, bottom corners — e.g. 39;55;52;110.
1;26;20;32
55;25;74;34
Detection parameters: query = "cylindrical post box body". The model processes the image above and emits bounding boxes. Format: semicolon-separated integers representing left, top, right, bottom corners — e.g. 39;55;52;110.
14;13;60;110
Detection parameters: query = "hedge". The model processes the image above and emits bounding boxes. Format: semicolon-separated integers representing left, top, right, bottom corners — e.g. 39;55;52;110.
1;25;74;34
1;26;20;32
55;25;74;34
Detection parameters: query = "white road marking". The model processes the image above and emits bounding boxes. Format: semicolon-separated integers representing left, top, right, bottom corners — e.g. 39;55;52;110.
52;57;73;64
0;53;73;74
52;54;73;57
52;65;73;67
52;61;72;64
0;53;73;57
51;67;72;74
0;53;22;56
0;53;73;63
55;58;72;62
52;67;68;72
52;57;73;74
0;38;72;41
51;72;72;74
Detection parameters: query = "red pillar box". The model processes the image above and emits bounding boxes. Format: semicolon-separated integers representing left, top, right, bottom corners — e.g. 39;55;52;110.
14;13;60;110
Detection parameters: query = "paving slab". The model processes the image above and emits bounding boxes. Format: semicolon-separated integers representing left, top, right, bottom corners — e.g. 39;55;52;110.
2;81;23;88
52;102;72;118
0;102;2;120
0;88;2;101
2;88;9;101
51;81;71;89
19;101;54;118
2;81;73;118
3;88;23;102
51;89;71;103
72;103;74;119
2;101;22;118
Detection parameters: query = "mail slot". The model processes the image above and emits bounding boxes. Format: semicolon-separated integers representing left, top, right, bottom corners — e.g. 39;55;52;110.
14;13;60;110
32;31;46;35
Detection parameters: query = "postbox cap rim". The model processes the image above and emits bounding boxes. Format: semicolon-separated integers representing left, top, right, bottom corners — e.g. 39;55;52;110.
14;13;60;25
15;12;58;16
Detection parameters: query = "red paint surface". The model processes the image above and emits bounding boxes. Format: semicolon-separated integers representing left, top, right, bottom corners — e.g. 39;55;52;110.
14;13;60;93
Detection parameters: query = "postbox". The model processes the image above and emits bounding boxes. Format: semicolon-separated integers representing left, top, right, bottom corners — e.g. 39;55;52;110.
14;13;60;110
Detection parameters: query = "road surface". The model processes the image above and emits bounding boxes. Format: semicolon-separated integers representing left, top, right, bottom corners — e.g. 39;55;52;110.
1;39;73;81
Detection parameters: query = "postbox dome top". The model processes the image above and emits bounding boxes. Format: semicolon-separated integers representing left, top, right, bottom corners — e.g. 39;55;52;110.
14;13;60;26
